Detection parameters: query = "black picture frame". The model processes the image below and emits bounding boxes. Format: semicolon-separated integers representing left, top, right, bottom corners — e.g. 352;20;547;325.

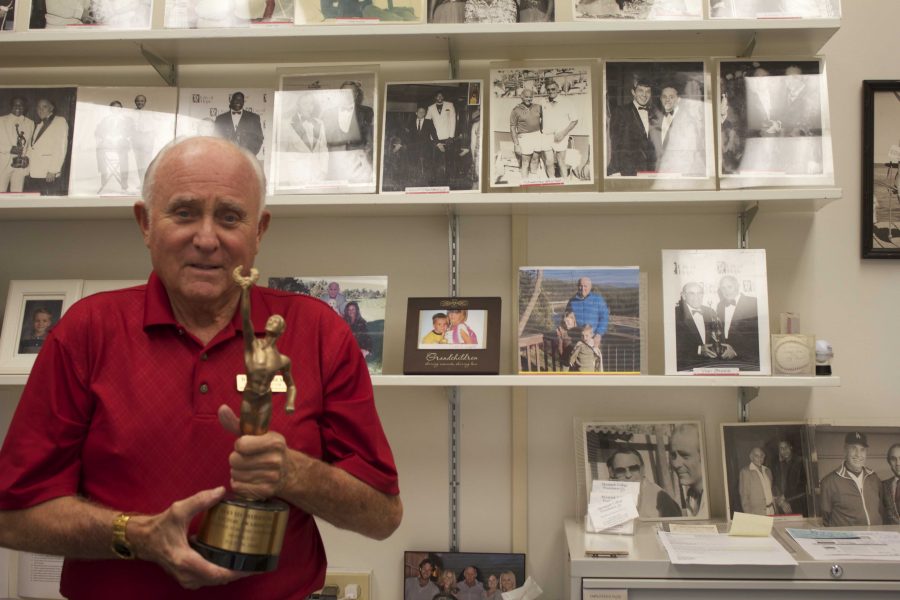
862;80;900;258
403;297;501;375
403;550;526;600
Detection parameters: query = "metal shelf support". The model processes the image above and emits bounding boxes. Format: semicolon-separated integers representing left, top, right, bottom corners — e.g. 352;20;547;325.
448;209;460;551
738;387;759;422
139;44;177;87
739;32;758;58
738;202;759;249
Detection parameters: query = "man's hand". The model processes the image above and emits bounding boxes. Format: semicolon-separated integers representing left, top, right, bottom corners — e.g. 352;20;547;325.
436;142;446;153
45;172;57;183
720;343;737;359
554;132;565;143
701;344;718;358
218;405;293;501
128;487;250;590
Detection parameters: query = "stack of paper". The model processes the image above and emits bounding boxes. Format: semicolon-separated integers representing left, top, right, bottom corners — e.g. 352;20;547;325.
585;480;640;535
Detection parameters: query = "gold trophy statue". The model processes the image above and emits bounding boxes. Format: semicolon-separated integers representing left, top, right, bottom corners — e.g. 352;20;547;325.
192;266;297;572
11;125;29;169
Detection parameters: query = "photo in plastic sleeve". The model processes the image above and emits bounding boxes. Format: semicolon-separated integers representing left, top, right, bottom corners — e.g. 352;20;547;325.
811;425;900;527
403;551;526;600
861;81;900;257
29;0;151;28
718;58;834;188
0;87;77;196
70;87;177;197
578;421;709;521
275;71;376;194
490;66;594;188
518;267;641;374
381;81;481;193
416;308;487;350
165;0;293;27
1;0;16;30
661;249;771;375
574;0;700;20
709;0;840;19
603;60;715;190
721;422;814;520
267;276;387;375
296;0;421;23
427;0;550;23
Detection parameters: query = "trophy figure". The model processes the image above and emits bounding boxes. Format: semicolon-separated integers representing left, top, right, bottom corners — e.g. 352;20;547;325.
192;266;297;572
11;125;29;170
708;314;725;359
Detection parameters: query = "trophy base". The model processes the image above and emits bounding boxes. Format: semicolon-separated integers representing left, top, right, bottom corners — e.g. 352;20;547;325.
192;495;289;573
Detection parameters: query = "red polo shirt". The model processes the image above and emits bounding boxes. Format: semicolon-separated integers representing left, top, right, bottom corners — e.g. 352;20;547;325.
0;273;399;600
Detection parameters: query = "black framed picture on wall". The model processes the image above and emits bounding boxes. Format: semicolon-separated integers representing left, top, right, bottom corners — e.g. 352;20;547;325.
861;80;900;259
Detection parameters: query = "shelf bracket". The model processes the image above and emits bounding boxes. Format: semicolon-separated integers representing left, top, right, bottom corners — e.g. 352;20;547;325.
738;387;759;422
448;385;461;552
445;36;460;80
739;32;758;59
737;202;759;249
139;44;177;87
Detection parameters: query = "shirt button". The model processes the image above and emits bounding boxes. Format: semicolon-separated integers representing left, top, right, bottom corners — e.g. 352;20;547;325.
177;329;184;335
201;353;209;361
199;383;209;394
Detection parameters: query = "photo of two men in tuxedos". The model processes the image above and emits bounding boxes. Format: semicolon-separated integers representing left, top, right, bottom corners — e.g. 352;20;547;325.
604;61;711;181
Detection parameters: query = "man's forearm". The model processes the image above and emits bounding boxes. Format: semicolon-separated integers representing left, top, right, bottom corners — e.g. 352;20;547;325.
0;496;118;559
281;449;402;540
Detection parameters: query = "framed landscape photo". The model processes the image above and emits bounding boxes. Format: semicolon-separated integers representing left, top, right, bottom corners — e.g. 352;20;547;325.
578;420;709;521
861;80;900;258
721;422;814;520
403;551;525;600
403;297;500;374
0;280;83;373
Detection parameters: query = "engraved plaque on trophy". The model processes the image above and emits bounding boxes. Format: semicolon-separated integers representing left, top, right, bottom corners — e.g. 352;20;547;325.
191;267;297;572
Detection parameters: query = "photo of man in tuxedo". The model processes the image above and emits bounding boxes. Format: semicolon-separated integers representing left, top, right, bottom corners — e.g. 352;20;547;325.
607;77;658;176
24;97;72;196
403;106;437;187
213;91;264;156
715;274;759;370
655;83;706;177
674;282;717;372
0;96;34;193
320;81;374;185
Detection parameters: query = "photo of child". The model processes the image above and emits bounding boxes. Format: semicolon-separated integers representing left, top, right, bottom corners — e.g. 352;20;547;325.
417;308;487;349
421;312;449;344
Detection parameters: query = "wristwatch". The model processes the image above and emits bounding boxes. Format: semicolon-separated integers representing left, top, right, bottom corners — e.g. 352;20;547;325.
111;513;135;560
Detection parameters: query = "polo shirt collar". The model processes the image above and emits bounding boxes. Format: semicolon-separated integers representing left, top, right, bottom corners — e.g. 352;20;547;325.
836;463;875;480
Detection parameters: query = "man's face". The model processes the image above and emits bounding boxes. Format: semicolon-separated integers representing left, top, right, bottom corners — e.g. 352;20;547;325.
135;139;269;311
416;107;426;119
419;563;433;582
229;93;245;112
435;92;444;106
778;441;793;461
36;100;53;120
433;317;448;334
845;443;867;473
547;84;560;100
522;90;535;106
632;84;652;107
327;282;340;298
682;284;703;309
577;277;591;297
463;567;476;585
10;98;25;117
888;447;900;478
670;429;702;487
750;448;765;467
610;452;643;481
298;95;316;118
661;87;679;112
719;277;739;301
134;95;146;110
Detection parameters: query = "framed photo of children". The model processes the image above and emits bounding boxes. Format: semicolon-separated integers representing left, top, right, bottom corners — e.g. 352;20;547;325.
0;280;83;373
861;80;900;258
403;297;500;374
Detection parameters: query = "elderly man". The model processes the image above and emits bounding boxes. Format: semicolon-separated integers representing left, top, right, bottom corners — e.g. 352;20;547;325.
655;84;706;177
674;281;718;372
319;281;347;315
715;274;759;369
455;565;483;600
510;88;549;182
0;137;402;599
564;276;609;345
607;447;681;518
738;447;775;516
670;423;705;517
820;431;884;527
0;95;34;193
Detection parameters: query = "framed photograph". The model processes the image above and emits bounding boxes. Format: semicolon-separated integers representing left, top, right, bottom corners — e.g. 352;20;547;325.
489;66;594;188
403;551;525;600
861;80;900;258
297;0;421;22
603;60;715;191
403;297;500;374
770;333;815;375
1;0;15;30
381;81;482;194
811;425;900;527
717;58;834;188
166;0;294;27
0;280;83;373
30;0;151;28
721;422;814;520
709;0;840;19
575;0;700;20
518;267;643;374
427;0;549;23
80;280;145;298
0;87;77;196
578;421;709;521
267;276;387;375
70;87;177;197
274;70;377;194
662;249;771;375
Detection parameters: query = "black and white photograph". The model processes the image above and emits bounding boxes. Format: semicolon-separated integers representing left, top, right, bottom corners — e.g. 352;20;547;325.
275;71;376;194
718;58;834;188
574;0;700;20
165;0;294;27
404;551;526;600
29;0;151;28
381;81;482;193
812;425;900;527
490;66;594;188
416;308;487;349
0;87;76;196
1;0;15;29
580;421;709;520
427;0;548;23
604;60;715;189
518;267;641;374
861;80;900;258
662;249;771;375
267;276;387;375
296;0;420;22
709;0;840;19
70;87;177;197
721;422;813;520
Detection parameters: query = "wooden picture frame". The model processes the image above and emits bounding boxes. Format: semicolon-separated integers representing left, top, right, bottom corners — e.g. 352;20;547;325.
862;80;900;258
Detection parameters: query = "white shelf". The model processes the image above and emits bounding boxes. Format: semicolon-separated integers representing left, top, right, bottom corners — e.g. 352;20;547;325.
0;188;841;220
0;19;840;65
371;374;840;387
